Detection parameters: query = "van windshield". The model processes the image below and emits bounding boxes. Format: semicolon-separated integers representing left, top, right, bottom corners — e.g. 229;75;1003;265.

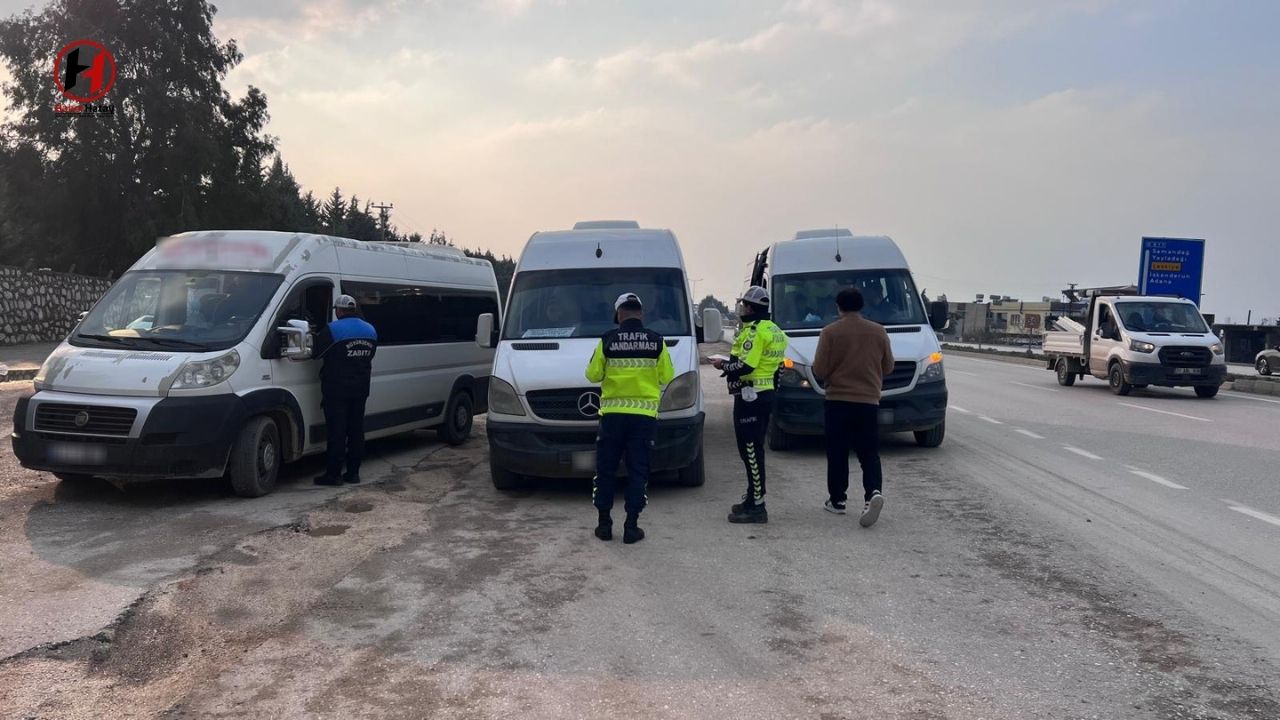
504;268;690;339
72;270;284;351
1115;302;1208;334
773;269;927;330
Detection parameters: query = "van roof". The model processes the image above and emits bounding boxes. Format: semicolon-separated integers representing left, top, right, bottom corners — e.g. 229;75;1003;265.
135;230;495;287
573;220;641;230
770;233;908;275
517;226;684;271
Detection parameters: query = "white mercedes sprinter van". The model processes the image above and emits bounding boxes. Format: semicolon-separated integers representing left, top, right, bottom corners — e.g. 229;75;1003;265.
751;229;950;449
12;230;500;497
482;221;721;489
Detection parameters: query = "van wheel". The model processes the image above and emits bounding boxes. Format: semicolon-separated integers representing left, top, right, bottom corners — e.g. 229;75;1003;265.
767;418;795;451
438;391;474;446
1108;364;1133;396
229;417;280;498
490;463;525;491
1259;358;1272;376
1056;359;1076;386
914;421;945;448
1195;385;1219;398
676;446;706;487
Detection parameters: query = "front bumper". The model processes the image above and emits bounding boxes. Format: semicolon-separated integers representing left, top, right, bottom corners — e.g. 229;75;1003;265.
488;413;704;479
1121;362;1226;387
12;393;244;479
773;382;948;435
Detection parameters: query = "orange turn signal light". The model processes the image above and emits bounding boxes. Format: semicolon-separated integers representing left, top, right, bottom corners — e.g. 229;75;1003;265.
783;358;794;369
930;352;943;363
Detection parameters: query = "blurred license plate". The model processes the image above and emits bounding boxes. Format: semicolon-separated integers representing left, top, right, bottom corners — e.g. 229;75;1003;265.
1173;368;1203;375
878;409;895;425
572;451;596;472
47;442;106;465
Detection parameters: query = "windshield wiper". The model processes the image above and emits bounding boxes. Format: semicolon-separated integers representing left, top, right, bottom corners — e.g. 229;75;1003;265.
140;337;213;351
77;333;133;345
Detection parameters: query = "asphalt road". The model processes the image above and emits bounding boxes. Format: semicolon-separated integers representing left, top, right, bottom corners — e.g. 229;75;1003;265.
1;361;1278;719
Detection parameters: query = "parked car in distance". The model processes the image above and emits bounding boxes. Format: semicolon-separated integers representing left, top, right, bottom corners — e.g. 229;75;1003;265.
1257;346;1280;375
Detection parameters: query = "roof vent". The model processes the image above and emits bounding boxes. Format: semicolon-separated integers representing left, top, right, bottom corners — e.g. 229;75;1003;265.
795;228;854;240
573;220;641;230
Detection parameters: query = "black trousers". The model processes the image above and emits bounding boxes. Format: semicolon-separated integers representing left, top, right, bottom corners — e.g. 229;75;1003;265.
594;413;656;517
323;394;368;480
734;391;774;503
824;400;882;504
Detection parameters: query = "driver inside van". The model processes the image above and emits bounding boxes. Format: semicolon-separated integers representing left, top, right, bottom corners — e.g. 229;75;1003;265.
861;283;888;323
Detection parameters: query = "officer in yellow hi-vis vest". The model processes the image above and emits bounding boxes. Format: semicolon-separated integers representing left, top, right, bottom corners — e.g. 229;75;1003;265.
713;286;787;524
585;292;675;544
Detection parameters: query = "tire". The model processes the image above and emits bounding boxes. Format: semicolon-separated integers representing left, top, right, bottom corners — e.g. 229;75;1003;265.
676;445;706;487
1108;363;1132;396
914;421;945;448
767;418;795;452
1195;385;1219;398
1055;358;1076;387
228;416;281;498
1260;358;1273;376
437;390;475;446
490;462;525;491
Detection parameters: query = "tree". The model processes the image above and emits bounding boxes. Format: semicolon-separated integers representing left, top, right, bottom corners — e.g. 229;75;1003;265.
0;0;275;273
698;295;731;316
428;229;452;246
321;188;346;236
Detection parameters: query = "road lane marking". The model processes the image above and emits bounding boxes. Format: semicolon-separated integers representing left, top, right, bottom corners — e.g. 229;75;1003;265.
1220;501;1280;528
1011;381;1059;393
1063;446;1102;460
1118;402;1212;423
949;405;972;414
979;416;1004;425
1015;428;1046;440
1223;392;1280;406
949;369;978;376
1125;466;1187;490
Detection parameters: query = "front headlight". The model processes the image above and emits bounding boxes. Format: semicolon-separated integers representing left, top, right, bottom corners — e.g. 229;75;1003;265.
170;350;240;390
659;371;699;412
919;352;945;383
1130;340;1156;353
1211;343;1224;356
778;364;812;389
488;377;526;416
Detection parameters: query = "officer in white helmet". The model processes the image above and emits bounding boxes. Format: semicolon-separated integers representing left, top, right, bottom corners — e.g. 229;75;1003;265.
712;285;788;523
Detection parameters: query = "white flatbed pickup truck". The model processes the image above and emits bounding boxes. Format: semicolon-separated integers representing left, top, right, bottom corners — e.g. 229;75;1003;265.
1044;295;1226;397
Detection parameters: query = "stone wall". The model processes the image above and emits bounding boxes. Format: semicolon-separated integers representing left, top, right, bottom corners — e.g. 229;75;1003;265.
0;265;114;345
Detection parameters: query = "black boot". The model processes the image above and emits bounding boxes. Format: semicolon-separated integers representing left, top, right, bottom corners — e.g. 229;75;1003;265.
728;499;768;524
730;494;756;514
623;513;645;544
594;510;613;541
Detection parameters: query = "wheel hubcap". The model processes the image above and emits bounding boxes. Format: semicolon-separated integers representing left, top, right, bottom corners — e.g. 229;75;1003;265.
455;405;468;429
261;441;276;474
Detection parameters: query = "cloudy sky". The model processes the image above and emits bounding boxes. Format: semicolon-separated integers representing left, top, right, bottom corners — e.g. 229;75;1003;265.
4;0;1279;320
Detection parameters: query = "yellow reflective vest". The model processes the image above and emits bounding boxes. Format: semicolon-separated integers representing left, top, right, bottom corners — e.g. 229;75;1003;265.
724;319;788;393
585;319;675;417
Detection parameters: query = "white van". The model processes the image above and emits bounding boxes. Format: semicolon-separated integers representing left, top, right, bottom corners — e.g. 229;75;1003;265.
12;230;500;497
751;229;950;449
481;221;721;489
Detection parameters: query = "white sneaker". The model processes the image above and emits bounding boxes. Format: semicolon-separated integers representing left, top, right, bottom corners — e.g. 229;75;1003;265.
859;493;884;528
824;499;847;515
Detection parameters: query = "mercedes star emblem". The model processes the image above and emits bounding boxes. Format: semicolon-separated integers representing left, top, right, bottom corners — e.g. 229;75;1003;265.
577;391;601;418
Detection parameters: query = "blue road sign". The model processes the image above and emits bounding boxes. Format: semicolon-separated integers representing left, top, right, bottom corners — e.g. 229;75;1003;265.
1138;237;1205;305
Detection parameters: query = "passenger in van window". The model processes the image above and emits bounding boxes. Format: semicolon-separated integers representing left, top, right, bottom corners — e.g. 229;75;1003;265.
313;294;379;487
585;292;675;545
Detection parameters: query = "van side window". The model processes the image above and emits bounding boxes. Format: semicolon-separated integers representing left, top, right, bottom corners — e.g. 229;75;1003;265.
264;280;333;359
1098;305;1114;337
344;281;499;346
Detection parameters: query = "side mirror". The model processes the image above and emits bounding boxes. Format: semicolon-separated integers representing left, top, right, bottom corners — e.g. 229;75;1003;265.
77;311;89;322
278;319;313;360
928;301;949;332
476;313;495;349
700;308;723;344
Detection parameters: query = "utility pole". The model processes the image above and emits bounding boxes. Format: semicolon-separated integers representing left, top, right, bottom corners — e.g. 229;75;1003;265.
370;202;394;242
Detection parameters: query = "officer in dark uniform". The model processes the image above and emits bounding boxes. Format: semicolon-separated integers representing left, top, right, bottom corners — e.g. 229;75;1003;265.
313;294;378;486
585;293;675;544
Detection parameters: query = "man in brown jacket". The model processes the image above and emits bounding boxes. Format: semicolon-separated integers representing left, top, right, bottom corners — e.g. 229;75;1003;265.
812;287;895;527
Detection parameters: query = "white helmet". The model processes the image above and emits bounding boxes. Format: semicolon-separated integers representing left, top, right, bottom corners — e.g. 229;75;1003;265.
738;286;769;309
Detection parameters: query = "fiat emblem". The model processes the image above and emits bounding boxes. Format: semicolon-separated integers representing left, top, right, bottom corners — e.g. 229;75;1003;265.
73;410;91;427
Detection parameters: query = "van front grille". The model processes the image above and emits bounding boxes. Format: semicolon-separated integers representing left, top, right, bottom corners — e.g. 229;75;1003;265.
527;388;600;421
882;362;918;391
1159;346;1212;368
34;403;136;436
